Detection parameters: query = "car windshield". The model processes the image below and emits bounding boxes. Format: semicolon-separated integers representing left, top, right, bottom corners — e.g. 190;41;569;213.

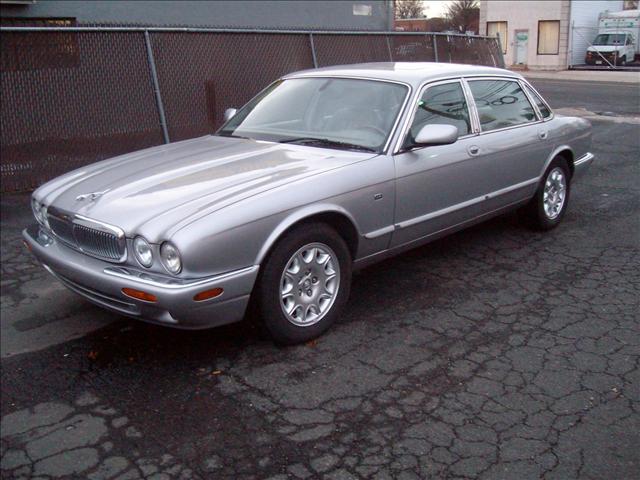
593;34;626;45
216;77;409;153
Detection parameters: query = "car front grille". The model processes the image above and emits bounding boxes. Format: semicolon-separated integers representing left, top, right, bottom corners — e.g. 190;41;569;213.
47;209;126;262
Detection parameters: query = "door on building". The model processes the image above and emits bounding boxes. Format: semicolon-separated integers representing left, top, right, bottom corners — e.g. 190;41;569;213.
514;29;529;65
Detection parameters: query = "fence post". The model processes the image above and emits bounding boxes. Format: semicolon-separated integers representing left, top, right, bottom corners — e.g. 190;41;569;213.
433;34;439;62
309;33;319;68
144;30;170;144
386;35;393;61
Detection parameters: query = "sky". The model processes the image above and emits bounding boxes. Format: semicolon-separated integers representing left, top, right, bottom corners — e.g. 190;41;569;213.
422;0;453;18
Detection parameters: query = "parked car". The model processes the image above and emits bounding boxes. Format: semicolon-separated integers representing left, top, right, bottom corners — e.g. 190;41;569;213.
25;62;594;344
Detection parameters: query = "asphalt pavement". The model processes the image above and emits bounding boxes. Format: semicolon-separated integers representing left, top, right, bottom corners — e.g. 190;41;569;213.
1;77;639;480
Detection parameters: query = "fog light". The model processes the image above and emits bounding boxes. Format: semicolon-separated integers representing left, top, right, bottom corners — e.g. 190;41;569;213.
122;288;157;302
193;288;224;302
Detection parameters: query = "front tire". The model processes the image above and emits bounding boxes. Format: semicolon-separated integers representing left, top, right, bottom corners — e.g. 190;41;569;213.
256;223;352;344
526;157;571;230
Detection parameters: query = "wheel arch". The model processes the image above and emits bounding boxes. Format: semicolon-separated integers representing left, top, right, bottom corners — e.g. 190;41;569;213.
255;205;361;266
541;146;575;179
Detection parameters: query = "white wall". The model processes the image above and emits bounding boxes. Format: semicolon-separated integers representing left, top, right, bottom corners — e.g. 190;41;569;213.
482;0;568;70
569;0;624;66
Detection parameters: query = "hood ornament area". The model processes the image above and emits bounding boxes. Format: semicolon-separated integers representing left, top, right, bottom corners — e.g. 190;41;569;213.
76;189;109;202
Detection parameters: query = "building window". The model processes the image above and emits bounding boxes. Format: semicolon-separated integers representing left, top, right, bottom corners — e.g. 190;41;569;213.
537;20;560;55
487;21;507;54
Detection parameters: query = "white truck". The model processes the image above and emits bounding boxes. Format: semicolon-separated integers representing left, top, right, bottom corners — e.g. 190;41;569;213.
585;9;639;66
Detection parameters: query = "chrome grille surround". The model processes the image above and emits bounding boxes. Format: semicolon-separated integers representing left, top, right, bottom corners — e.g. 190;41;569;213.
46;207;127;262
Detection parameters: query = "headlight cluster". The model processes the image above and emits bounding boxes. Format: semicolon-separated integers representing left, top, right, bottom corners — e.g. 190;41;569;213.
31;198;50;230
133;237;182;274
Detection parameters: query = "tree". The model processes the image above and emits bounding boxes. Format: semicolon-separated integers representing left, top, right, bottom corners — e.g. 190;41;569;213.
445;0;480;33
395;0;425;19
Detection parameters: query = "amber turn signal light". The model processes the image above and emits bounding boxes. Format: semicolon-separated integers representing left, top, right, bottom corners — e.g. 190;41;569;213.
122;288;157;302
193;288;224;302
23;240;32;252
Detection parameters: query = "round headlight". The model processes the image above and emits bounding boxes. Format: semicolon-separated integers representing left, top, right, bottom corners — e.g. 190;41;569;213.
160;242;182;274
31;198;44;224
133;236;153;268
31;198;50;230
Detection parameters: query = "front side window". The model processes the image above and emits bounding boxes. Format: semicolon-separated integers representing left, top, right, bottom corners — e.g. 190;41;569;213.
538;20;560;55
403;81;471;149
523;83;551;119
468;80;536;132
217;77;409;153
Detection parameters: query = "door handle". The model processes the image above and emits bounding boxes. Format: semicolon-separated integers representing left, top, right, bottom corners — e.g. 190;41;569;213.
539;131;548;140
468;145;480;156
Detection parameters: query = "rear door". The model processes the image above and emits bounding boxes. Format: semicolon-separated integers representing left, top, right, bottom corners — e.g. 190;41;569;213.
462;77;552;210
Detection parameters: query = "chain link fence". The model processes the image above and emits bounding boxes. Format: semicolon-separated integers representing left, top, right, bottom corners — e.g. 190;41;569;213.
0;28;504;192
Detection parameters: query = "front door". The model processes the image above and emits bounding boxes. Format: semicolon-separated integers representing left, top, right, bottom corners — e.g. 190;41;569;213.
391;80;495;248
514;29;529;65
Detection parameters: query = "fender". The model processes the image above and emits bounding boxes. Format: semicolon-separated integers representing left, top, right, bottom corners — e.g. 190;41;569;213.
254;203;361;265
540;144;574;179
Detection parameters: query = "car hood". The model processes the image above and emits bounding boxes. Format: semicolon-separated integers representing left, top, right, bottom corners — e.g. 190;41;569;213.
587;45;624;52
36;135;376;240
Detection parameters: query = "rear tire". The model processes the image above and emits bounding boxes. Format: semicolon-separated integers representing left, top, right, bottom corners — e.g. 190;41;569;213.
525;156;571;231
256;223;352;345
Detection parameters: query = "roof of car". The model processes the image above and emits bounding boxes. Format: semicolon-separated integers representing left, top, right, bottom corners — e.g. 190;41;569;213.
285;62;521;86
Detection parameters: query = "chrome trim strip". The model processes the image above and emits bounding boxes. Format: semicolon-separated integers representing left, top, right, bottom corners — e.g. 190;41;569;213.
364;225;395;239
461;77;481;134
518;79;543;121
575;152;594;166
103;265;259;290
518;78;555;121
396;177;539;230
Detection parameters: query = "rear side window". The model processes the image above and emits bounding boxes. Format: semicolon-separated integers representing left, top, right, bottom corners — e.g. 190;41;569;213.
468;79;536;132
523;83;551;119
404;81;471;148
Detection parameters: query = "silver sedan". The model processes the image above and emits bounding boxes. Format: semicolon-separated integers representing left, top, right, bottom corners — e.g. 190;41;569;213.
24;62;593;344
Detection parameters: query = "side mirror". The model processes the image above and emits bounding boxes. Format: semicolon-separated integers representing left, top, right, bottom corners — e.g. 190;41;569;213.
414;124;459;147
223;108;237;122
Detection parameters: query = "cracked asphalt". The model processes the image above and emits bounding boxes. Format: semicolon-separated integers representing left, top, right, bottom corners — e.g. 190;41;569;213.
1;78;639;480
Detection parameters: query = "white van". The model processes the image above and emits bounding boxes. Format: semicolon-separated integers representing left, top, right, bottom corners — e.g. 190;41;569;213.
585;9;639;66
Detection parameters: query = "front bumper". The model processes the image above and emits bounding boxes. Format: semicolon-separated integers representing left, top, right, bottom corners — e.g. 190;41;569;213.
23;224;259;329
574;152;594;181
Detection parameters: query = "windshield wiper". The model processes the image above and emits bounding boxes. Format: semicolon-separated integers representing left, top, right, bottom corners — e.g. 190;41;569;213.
279;137;377;153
